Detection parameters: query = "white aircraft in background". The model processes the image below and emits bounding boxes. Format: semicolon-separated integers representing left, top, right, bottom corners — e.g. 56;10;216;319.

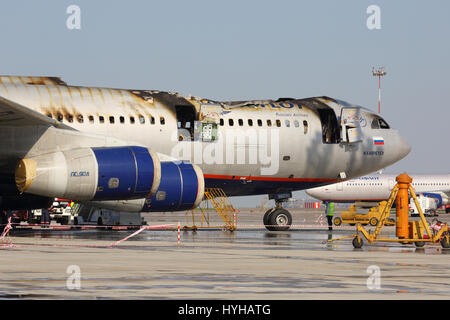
0;76;411;230
305;173;450;213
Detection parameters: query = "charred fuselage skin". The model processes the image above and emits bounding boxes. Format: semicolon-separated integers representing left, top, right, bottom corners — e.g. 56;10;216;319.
0;76;410;198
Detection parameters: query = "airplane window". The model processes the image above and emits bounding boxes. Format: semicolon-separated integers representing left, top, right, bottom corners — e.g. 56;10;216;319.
267;120;272;127
99;116;104;123
303;120;308;134
139;115;145;124
67;114;74;123
150;116;155;124
378;118;390;129
88;115;94;123
57;113;63;122
257;119;262;127
294;120;299;128
77;115;84;123
276;120;281;127
229;119;234;126
160;117;165;125
248;119;253;126
130;116;135;124
109;116;115;124
46;113;52;119
371;118;380;129
120;116;125;124
238;119;243;126
285;120;290;127
220;119;224;126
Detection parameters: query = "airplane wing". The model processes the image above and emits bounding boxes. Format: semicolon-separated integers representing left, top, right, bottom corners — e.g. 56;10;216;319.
0;96;73;130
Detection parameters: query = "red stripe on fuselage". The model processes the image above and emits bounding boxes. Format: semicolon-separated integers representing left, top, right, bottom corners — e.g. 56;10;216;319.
203;174;337;183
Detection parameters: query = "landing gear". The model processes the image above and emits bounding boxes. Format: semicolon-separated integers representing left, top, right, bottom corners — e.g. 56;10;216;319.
263;198;293;231
263;192;292;231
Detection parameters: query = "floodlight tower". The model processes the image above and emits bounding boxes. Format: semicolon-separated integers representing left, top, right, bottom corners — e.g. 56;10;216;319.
372;67;386;114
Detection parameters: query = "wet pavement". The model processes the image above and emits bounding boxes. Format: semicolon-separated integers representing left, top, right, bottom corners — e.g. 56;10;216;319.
0;209;449;299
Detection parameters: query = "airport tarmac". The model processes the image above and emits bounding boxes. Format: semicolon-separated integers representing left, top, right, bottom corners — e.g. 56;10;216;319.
0;208;449;300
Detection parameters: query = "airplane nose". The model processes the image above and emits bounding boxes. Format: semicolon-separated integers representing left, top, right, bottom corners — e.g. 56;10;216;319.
397;134;411;160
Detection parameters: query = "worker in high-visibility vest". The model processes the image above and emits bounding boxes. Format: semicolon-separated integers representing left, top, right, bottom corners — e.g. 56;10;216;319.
325;201;335;231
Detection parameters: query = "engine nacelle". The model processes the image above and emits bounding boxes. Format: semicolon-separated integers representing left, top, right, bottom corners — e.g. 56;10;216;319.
15;146;161;201
421;193;443;208
87;161;205;212
143;161;204;211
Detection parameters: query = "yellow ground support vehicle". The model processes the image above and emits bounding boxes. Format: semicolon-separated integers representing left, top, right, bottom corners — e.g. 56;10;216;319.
333;201;395;227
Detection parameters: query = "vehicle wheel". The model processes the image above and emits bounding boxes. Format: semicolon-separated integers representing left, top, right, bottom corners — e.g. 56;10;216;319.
267;209;292;231
446;207;450;214
369;217;378;226
333;217;342;226
352;236;363;249
415;241;425;248
263;209;275;230
441;236;450;249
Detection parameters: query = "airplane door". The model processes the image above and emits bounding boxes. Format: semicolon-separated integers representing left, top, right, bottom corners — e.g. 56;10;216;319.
336;182;343;191
199;104;220;142
340;107;363;143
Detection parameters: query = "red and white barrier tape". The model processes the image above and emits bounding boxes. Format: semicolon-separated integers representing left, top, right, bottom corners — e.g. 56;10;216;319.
0;223;177;250
0;218;13;247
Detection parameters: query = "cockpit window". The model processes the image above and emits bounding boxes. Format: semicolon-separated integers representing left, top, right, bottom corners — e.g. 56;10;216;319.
379;118;390;129
371;118;380;129
371;116;390;129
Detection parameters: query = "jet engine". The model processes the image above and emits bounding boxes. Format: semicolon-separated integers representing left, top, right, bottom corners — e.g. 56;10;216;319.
87;161;205;212
14;146;161;201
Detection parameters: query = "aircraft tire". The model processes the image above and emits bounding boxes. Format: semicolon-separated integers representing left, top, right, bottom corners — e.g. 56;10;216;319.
369;217;378;226
263;208;276;230
267;208;292;231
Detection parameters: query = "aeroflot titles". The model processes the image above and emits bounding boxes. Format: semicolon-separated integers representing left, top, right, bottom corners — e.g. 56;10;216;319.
256;103;302;109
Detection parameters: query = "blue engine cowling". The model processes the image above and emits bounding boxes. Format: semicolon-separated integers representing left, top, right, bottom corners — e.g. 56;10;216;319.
142;161;204;212
92;146;160;200
421;193;443;208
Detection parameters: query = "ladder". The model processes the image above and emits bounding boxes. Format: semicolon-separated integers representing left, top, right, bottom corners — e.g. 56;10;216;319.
188;188;237;231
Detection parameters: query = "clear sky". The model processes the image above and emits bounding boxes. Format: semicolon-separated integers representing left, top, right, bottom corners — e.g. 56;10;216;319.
1;0;448;207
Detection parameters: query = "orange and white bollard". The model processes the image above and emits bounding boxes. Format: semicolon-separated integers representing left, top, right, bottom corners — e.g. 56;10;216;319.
177;222;181;245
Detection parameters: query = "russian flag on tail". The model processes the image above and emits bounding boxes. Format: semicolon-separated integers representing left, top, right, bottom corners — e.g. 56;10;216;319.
373;136;384;145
